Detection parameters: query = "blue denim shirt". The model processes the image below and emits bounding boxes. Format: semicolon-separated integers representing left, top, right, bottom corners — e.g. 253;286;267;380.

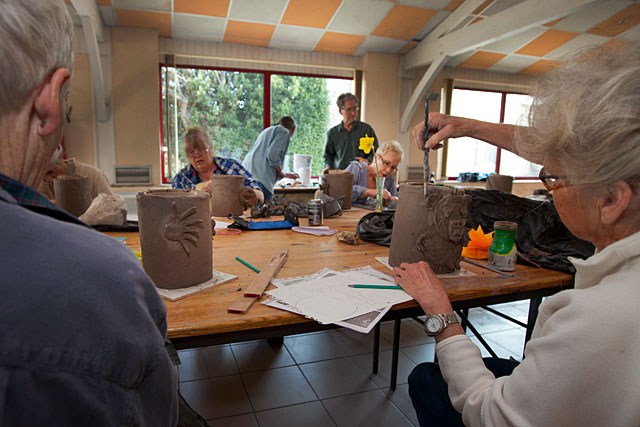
0;173;178;426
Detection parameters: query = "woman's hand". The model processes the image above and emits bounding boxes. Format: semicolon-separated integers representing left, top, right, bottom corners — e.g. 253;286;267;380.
393;261;453;314
412;113;475;151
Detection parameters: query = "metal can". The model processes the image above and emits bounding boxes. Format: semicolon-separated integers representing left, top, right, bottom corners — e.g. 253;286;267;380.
488;221;517;271
307;199;324;226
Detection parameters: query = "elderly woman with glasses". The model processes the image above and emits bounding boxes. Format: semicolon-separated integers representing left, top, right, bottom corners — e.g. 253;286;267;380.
395;42;640;426
172;126;264;204
346;140;403;207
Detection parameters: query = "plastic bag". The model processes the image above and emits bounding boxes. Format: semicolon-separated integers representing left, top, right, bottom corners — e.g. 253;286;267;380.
356;211;395;246
465;189;595;273
79;193;127;226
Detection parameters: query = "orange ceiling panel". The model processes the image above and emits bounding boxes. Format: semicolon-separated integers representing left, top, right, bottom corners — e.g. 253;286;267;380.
587;3;640;37
115;9;171;37
224;20;276;47
473;0;494;15
314;32;366;55
458;51;506;69
600;38;628;51
397;41;418;55
444;0;465;12
515;29;579;57
97;0;111;5
543;17;564;27
174;0;230;17
470;17;484;25
281;0;341;29
372;5;437;40
519;59;560;75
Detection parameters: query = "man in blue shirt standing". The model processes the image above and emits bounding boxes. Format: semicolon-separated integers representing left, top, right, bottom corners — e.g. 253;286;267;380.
242;116;299;201
324;93;379;170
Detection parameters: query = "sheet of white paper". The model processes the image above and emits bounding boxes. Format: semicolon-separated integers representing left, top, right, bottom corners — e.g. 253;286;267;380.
266;270;411;324
214;220;232;230
126;212;138;222
292;226;338;236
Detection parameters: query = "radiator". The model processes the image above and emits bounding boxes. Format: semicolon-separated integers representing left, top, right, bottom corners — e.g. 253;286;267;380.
114;166;152;185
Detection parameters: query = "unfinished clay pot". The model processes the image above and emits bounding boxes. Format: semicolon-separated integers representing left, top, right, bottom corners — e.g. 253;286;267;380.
136;189;212;289
53;175;92;217
210;175;253;217
322;170;354;210
486;174;513;193
389;184;471;274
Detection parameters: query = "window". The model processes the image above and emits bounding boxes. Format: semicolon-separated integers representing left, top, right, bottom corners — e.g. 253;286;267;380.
445;88;541;179
160;65;353;183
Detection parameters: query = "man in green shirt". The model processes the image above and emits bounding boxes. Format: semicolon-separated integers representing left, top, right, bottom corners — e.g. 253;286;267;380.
324;93;379;170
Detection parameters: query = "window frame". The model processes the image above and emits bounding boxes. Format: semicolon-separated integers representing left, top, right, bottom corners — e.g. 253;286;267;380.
158;63;354;184
445;86;536;180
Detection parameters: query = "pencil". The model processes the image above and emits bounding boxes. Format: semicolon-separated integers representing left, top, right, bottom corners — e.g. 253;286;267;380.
348;284;403;290
235;256;260;273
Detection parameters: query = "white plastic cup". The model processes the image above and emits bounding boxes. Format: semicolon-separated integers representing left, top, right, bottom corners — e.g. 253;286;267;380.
299;167;311;186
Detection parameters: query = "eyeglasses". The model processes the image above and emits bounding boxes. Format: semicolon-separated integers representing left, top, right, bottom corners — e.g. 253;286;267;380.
186;147;209;158
341;107;359;113
66;105;72;124
539;167;570;191
379;157;398;172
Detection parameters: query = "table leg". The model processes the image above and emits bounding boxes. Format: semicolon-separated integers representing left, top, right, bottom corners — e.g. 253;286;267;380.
390;319;401;391
524;296;542;355
372;323;380;374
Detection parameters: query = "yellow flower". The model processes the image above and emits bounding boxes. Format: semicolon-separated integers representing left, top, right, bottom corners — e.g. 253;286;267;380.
359;134;375;154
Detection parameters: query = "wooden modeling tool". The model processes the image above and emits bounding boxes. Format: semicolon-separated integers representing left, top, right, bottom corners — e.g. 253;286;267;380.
227;249;289;314
423;98;430;197
462;257;515;277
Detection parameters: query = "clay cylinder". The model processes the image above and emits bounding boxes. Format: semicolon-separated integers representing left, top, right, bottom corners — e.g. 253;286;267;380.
323;170;354;210
486;175;513;193
136;189;212;289
389;184;471;274
210;175;251;217
53;175;92;217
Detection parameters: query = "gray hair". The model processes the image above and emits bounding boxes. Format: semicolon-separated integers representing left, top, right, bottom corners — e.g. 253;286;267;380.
515;42;640;188
48;145;64;167
0;0;74;116
377;140;404;162
337;93;359;109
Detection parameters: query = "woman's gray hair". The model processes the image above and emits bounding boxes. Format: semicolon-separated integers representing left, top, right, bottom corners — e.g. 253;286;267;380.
515;42;640;187
0;0;74;116
376;140;404;162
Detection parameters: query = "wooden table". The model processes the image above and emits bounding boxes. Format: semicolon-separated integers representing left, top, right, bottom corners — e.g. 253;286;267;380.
108;208;573;388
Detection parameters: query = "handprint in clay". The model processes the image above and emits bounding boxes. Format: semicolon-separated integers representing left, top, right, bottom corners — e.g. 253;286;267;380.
163;202;203;256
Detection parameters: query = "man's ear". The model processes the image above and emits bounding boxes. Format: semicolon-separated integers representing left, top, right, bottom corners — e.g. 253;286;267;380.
34;68;71;136
599;181;632;225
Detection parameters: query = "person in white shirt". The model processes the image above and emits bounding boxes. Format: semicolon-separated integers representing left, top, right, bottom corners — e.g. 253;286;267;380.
395;42;640;427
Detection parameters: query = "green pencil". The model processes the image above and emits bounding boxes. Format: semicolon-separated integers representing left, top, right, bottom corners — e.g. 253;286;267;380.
235;256;260;273
348;284;403;290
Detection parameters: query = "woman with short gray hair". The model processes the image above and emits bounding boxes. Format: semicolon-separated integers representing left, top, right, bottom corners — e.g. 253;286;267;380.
397;42;640;426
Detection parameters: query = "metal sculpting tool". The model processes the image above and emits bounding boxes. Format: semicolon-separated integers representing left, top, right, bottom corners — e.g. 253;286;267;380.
423;98;430;197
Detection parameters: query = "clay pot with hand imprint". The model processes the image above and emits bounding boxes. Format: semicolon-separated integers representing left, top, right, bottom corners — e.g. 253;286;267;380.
136;189;212;289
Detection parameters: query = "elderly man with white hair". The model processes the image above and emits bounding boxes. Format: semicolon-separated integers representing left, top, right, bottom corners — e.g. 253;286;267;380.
0;1;178;424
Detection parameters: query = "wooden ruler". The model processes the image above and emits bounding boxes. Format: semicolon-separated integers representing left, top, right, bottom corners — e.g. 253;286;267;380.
227;249;289;314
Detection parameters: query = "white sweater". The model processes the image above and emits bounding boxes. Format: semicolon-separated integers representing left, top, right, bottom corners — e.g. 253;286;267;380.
436;230;640;426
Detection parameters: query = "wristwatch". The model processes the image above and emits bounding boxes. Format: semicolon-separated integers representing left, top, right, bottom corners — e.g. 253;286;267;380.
424;313;459;336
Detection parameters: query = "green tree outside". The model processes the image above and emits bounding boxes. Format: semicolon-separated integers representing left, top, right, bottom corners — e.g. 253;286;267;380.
162;67;334;178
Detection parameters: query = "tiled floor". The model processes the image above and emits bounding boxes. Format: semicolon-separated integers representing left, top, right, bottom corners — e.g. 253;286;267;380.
178;301;530;426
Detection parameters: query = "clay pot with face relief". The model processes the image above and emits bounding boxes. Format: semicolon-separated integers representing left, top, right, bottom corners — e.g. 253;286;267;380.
136;189;212;289
389;184;471;274
322;170;354;210
210;175;254;217
53;175;92;217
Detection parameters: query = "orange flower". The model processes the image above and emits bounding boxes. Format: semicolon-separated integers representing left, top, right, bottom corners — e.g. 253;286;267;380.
462;225;494;259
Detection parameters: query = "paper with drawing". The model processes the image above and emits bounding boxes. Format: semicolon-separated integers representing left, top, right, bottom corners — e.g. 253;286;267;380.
266;268;412;324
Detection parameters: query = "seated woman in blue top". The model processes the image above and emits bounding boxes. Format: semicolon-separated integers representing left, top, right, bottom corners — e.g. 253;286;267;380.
172;126;264;204
346;140;403;207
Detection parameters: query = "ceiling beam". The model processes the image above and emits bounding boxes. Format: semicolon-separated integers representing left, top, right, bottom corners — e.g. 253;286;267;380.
424;0;487;42
405;0;603;70
399;55;448;132
71;0;110;122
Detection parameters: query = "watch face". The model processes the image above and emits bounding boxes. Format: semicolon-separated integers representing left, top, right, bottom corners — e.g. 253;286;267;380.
426;316;444;333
